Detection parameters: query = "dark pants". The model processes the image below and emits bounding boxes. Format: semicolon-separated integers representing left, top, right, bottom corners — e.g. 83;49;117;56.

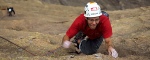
8;12;12;16
79;37;103;55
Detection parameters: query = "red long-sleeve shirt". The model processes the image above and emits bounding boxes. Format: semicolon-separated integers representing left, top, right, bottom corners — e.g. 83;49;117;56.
66;13;112;40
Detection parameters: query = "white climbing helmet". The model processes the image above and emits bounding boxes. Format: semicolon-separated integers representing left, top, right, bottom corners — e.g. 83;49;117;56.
84;2;102;17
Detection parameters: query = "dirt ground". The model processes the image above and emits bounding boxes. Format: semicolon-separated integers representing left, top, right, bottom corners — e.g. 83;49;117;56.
0;0;150;60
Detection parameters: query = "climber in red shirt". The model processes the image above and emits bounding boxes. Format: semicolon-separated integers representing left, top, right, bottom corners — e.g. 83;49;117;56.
62;2;118;58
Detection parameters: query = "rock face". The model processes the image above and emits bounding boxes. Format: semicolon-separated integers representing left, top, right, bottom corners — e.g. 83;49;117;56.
41;0;150;10
0;0;150;60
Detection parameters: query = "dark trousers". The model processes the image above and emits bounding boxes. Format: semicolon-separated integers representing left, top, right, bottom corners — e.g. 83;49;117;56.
8;12;12;16
79;36;103;55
